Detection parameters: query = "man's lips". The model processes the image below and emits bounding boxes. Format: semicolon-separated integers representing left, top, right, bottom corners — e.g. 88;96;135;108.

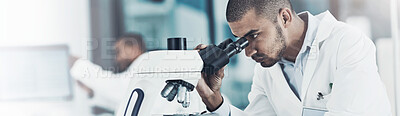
252;57;265;63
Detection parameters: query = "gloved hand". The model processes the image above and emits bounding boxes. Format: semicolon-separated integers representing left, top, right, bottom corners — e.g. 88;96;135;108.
194;44;225;112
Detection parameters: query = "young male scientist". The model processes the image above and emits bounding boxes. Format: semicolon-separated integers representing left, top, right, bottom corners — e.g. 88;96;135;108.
195;0;391;115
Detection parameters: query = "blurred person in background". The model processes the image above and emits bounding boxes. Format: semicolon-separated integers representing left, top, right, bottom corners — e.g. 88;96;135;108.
70;33;146;114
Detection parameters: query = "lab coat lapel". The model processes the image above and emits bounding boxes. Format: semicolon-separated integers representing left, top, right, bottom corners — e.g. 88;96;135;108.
270;64;302;103
300;11;338;101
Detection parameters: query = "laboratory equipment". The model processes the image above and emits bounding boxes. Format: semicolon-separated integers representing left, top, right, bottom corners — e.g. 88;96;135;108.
116;37;248;116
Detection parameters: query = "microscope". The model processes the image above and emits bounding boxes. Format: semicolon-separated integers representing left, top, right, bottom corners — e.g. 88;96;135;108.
116;37;248;116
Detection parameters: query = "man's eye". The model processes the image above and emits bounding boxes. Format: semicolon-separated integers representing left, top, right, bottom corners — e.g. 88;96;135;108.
251;34;259;39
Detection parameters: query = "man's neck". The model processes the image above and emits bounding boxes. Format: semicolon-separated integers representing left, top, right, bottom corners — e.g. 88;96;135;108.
283;13;309;62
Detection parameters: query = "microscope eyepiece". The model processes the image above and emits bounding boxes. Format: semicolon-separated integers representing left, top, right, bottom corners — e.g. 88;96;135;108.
199;38;249;75
166;37;249;75
223;37;249;58
217;39;233;50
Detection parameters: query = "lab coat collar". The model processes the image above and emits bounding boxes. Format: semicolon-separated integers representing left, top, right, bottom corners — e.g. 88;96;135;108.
313;10;338;44
298;11;319;53
300;10;338;101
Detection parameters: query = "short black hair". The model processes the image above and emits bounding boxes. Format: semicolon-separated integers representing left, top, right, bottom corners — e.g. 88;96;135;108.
117;33;147;53
226;0;293;22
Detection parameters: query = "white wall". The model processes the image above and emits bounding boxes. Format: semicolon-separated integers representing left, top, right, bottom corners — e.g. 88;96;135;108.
0;0;90;58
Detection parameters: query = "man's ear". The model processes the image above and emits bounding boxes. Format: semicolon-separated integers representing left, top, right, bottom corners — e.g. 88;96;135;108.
130;46;142;60
279;8;293;28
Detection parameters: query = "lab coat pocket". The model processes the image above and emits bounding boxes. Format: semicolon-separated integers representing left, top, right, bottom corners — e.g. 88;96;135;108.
314;92;332;110
319;93;331;105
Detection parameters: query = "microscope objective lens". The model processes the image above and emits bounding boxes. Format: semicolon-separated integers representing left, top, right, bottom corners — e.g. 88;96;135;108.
161;83;174;98
177;85;186;103
167;84;179;101
182;90;190;108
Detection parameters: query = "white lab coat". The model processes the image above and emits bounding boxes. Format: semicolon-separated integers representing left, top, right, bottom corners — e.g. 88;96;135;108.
70;59;135;111
229;11;391;116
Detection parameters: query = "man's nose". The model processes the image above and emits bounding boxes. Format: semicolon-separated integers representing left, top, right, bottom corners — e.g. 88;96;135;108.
245;44;256;57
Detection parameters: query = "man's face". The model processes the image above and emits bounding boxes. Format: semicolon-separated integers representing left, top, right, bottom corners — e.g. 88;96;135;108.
228;9;287;67
114;39;140;72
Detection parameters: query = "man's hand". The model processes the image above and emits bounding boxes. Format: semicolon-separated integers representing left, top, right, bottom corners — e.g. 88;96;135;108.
195;44;225;111
69;55;79;68
76;80;94;98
